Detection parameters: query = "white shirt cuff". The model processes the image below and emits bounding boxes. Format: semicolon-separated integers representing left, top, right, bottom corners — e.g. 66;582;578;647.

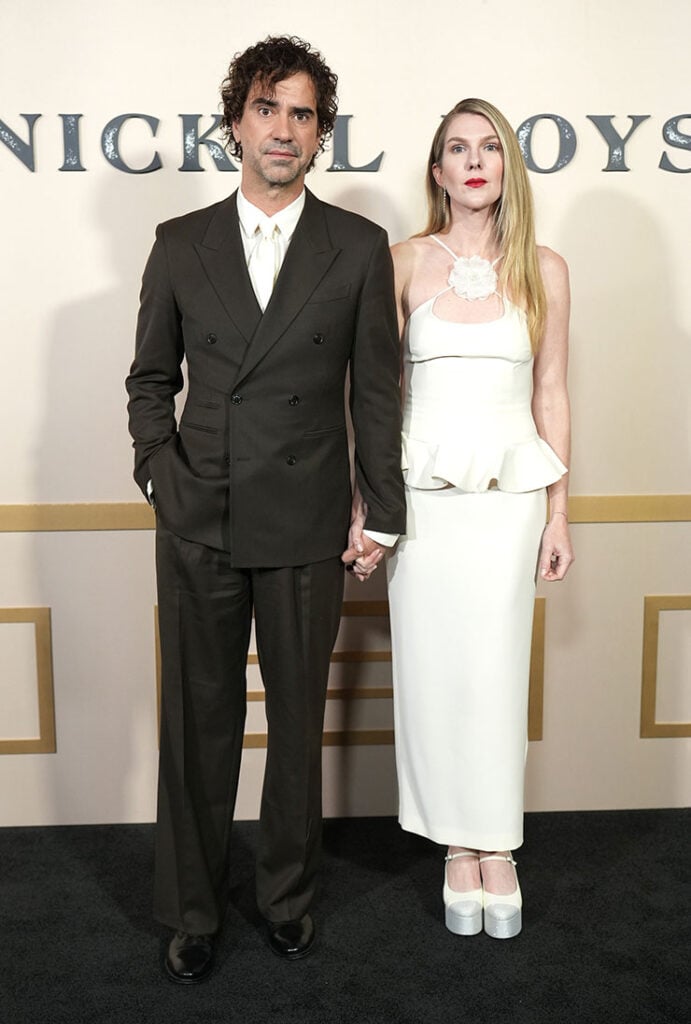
363;529;398;547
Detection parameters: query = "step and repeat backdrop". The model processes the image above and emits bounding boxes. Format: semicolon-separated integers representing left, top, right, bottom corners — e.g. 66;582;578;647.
1;0;689;825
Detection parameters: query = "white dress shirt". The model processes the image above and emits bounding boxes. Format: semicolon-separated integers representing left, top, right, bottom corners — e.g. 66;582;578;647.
237;188;304;301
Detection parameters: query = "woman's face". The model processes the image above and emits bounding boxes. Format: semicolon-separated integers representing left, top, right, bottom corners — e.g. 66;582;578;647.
433;112;504;213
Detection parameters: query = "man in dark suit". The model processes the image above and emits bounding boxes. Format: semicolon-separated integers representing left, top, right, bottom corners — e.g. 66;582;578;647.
126;36;404;983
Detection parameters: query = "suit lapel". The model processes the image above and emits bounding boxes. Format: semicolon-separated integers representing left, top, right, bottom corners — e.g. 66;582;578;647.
194;192;261;345
234;189;341;386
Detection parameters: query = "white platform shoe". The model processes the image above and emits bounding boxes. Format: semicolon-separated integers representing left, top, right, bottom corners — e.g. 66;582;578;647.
443;850;483;936
479;853;522;939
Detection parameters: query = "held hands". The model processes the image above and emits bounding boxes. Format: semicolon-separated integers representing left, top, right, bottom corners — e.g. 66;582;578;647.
539;513;575;582
341;491;384;583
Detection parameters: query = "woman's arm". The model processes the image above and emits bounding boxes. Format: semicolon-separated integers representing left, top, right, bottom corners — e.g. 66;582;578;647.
532;247;575;581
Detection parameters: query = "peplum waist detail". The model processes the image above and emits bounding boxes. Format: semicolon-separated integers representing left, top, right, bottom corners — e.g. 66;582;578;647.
402;434;567;493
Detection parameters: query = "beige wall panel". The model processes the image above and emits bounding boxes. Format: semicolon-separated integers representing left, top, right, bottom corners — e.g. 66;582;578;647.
1;1;690;823
526;523;691;810
655;608;691;723
3;1;690;500
322;699;394;734
0;533;159;825
0;621;40;739
1;521;690;824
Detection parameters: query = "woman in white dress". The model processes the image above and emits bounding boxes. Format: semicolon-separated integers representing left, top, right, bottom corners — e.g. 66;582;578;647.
386;98;574;939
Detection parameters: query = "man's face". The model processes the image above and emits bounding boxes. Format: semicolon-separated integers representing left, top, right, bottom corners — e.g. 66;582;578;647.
232;72;321;194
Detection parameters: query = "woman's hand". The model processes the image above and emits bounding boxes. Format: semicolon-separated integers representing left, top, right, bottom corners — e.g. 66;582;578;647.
539;514;575;581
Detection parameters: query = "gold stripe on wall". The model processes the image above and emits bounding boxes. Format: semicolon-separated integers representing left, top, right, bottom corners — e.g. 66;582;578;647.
568;495;691;523
243;729;395;749
1;495;691;532
246;651;392;665
247;687;394;702
0;503;154;532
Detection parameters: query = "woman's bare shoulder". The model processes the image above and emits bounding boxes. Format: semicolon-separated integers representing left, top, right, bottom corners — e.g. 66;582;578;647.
391;235;432;258
537;245;570;298
537;245;569;278
392;235;436;273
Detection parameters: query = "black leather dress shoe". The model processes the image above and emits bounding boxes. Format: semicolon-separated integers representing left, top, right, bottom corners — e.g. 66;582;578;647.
268;913;315;960
164;930;215;984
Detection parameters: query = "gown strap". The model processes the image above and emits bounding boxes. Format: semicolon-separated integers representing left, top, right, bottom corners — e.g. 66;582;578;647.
430;234;503;267
430;234;458;259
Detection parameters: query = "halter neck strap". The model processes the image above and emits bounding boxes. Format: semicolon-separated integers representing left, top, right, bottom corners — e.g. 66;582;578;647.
430;234;502;266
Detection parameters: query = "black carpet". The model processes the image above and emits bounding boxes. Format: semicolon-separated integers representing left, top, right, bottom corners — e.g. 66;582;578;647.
2;810;689;1023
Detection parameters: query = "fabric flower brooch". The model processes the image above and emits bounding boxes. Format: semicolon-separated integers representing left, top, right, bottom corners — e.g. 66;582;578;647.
448;255;498;301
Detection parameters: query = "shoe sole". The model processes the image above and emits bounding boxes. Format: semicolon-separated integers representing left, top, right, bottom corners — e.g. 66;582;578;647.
268;934;315;960
269;944;314;960
164;961;214;984
483;907;522;939
445;904;483;936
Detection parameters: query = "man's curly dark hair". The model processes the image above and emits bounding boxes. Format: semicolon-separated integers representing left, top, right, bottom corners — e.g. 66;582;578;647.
220;36;338;170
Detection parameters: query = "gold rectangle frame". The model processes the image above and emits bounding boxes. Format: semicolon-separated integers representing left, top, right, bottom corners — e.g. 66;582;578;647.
0;608;56;754
640;595;691;738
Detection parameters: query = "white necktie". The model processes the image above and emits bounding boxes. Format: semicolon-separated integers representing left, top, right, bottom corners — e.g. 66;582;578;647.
250;223;281;311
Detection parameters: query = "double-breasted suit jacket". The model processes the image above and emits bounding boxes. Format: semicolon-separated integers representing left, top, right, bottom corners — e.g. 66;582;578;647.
127;188;406;559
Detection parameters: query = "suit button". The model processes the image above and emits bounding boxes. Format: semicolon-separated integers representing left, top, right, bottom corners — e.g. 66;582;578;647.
231;394;242;405
312;333;325;345
207;333;217;344
286;455;297;466
288;395;300;406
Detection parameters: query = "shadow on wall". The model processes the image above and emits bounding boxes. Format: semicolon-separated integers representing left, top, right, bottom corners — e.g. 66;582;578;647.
556;187;690;497
327;183;410;244
34;167;218;824
549;187;690;806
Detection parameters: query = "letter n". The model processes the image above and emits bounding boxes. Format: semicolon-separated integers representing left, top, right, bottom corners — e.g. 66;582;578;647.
0;115;41;171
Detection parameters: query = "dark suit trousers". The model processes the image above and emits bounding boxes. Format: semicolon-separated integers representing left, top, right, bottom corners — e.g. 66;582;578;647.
153;521;344;934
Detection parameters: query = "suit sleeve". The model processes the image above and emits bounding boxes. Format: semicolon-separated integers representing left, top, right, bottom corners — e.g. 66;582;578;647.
125;225;185;495
349;228;406;535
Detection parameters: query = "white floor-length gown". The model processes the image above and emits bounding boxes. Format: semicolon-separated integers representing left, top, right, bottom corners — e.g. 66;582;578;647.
387;271;566;851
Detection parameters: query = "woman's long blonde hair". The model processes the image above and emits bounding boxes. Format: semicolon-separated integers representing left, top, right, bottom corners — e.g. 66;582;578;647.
418;98;546;352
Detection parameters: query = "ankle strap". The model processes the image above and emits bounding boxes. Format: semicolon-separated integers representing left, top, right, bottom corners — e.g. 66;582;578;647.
445;850;479;863
478;854;517;866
